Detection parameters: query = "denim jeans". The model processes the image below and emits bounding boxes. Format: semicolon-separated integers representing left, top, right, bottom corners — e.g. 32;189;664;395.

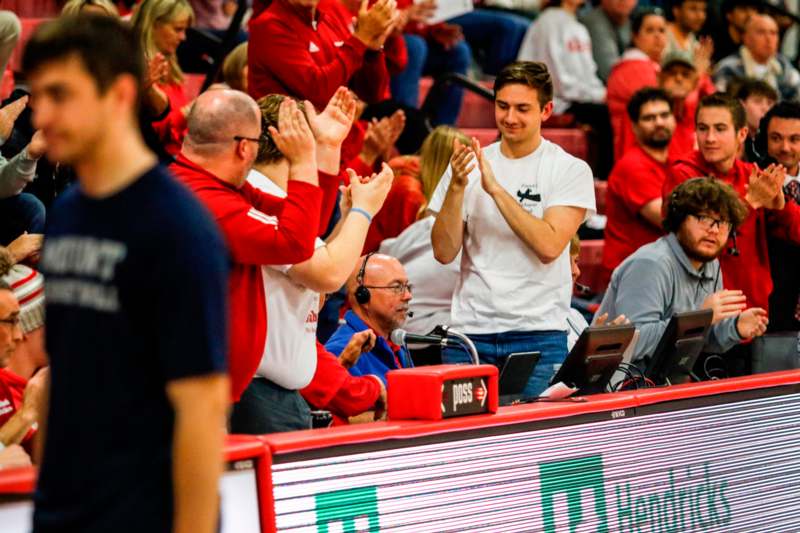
390;34;471;125
448;9;530;76
0;192;46;245
443;330;568;398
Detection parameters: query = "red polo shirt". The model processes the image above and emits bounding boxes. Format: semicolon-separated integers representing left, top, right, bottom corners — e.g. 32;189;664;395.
602;145;669;281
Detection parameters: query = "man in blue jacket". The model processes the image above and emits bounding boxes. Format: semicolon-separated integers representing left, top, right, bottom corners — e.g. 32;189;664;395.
326;253;413;384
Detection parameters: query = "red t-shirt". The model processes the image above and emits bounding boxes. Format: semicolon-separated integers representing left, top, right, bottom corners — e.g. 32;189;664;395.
602;145;669;280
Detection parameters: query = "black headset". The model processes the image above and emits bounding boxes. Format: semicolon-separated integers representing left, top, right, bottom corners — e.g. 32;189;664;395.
355;252;375;305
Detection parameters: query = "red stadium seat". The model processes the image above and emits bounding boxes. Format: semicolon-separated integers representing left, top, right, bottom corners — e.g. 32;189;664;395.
460;127;499;146
8;18;50;73
577;239;606;293
542;128;589;162
594;179;607;215
2;1;60;17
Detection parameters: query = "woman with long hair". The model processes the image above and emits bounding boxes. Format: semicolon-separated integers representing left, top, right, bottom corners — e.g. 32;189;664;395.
132;0;195;156
607;8;668;160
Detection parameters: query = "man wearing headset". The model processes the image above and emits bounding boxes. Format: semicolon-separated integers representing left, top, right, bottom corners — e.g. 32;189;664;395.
598;177;768;367
325;253;413;384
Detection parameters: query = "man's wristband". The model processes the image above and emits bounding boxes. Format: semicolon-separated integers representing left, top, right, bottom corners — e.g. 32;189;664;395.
350;207;373;224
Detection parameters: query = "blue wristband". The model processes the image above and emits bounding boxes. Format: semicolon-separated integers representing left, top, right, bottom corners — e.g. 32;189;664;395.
350;207;373;224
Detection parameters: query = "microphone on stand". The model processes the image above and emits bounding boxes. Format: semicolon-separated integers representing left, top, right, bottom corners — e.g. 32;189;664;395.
390;329;447;347
390;327;480;366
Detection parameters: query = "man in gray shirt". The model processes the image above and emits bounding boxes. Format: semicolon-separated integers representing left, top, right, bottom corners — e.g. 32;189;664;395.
597;177;768;365
581;0;635;81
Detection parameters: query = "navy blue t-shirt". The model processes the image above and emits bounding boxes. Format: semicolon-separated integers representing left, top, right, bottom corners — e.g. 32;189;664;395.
33;165;229;533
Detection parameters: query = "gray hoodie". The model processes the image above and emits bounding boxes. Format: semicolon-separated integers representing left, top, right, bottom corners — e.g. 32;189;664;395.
0;146;38;199
597;233;741;364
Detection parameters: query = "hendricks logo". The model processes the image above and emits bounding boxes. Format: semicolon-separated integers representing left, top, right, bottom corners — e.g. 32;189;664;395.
615;463;732;532
314;486;379;532
539;455;732;532
310;456;732;532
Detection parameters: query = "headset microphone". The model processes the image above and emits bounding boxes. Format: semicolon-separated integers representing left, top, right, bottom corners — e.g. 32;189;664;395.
728;230;740;257
407;311;414;318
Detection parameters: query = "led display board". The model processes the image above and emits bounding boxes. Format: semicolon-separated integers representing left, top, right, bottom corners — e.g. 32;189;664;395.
271;392;800;532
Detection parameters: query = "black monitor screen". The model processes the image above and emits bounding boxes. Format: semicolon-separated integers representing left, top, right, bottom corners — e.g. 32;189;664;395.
645;309;713;385
550;324;636;395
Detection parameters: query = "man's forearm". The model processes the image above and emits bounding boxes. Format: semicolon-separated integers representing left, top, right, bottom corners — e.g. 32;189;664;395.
170;375;228;533
316;144;341;175
0;409;36;446
490;189;568;264
290;211;370;293
431;186;465;264
289;160;320;186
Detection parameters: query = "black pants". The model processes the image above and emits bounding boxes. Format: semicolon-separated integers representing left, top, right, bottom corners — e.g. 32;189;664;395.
567;102;614;180
229;378;311;435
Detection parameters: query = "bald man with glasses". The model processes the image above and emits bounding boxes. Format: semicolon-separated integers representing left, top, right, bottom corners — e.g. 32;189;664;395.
325;253;414;385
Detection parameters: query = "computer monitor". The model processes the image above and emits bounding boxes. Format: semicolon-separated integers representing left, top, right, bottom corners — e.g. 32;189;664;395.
549;324;637;396
645;309;713;385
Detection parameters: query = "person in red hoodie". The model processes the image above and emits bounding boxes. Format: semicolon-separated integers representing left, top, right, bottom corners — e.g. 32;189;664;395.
171;89;323;403
664;93;800;371
248;0;396;109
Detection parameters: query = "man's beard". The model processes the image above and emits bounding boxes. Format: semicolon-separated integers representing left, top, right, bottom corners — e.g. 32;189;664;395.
641;128;672;149
677;229;726;264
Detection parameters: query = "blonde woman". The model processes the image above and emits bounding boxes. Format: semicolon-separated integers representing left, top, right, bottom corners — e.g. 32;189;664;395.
132;0;195;155
61;0;120;17
221;41;247;92
378;126;470;334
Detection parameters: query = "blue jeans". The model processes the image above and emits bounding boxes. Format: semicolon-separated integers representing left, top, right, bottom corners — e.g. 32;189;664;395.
390;34;471;125
0;193;46;245
449;9;530;76
443;330;568;398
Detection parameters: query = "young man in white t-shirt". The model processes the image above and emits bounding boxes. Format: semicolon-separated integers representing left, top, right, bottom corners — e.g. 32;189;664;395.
429;61;596;398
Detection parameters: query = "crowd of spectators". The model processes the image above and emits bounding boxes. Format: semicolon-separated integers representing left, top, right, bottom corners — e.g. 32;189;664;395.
3;0;800;530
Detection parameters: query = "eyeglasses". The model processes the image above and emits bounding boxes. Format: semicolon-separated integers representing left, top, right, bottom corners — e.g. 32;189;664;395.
364;283;413;295
691;214;731;231
0;315;20;328
233;135;261;144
